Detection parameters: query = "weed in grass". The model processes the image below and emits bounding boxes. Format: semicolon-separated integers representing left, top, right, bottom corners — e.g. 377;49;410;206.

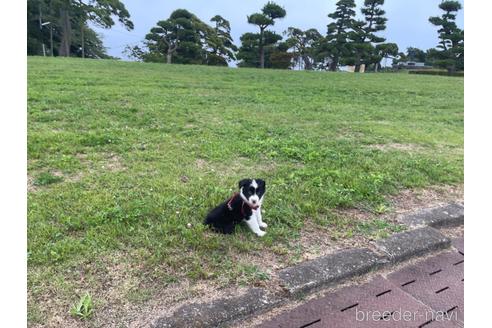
236;264;270;286
70;292;93;320
374;203;390;214
33;172;63;186
356;219;406;240
126;287;153;303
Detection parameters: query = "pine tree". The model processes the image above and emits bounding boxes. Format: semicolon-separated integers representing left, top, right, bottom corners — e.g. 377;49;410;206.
237;31;284;68
428;1;464;73
56;0;133;57
27;0;130;58
247;2;286;68
285;27;322;70
144;9;207;64
324;0;357;71
350;0;387;72
208;15;238;66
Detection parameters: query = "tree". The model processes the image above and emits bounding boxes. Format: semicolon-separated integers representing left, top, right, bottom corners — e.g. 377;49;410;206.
28;0;56;56
373;42;398;71
324;0;357;71
74;26;117;58
247;1;286;68
392;47;424;65
56;0;133;57
27;0;120;58
144;9;207;64
207;15;238;66
123;44;145;61
237;33;260;67
346;19;374;70
135;11;236;66
285;27;322;70
237;31;288;68
270;41;294;69
406;47;427;62
350;0;387;72
428;1;464;73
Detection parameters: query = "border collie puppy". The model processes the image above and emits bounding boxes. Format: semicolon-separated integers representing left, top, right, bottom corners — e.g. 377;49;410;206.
204;179;267;236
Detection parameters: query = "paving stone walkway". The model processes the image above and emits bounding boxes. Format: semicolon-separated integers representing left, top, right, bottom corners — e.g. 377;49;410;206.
257;238;464;328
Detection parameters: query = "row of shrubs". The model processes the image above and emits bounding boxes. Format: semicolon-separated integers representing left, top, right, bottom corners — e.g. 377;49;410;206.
409;70;464;77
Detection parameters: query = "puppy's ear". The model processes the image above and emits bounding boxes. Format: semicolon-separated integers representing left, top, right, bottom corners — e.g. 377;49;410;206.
256;179;266;188
238;179;250;189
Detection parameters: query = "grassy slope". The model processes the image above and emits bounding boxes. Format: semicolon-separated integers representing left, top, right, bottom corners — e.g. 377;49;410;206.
27;57;463;324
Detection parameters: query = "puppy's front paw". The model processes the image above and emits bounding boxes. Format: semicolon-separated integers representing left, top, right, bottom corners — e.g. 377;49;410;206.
256;230;266;237
259;222;268;229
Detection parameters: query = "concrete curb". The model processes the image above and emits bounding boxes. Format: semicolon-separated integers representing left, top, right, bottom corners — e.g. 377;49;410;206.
151;288;282;328
149;203;462;327
399;203;464;228
375;226;451;263
278;248;386;296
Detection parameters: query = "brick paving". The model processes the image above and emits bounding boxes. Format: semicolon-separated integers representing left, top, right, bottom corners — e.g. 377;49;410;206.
257;238;464;328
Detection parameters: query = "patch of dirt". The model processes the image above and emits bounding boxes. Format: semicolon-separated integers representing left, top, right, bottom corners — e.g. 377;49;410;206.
296;220;358;260
333;207;372;221
293;184;464;270
102;154;125;172
366;143;424;152
386;184;463;215
27;175;37;193
78;152;126;173
51;170;64;178
229;250;285;294
195;157;277;178
91;255;228;328
219;157;277;178
130;283;251;328
27;170;84;193
54;169;84;184
75;153;89;163
195;158;208;170
333;184;463;223
440;225;464;239
336;128;365;140
65;172;84;183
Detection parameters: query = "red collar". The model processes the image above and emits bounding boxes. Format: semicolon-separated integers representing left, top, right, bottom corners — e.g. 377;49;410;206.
227;192;259;215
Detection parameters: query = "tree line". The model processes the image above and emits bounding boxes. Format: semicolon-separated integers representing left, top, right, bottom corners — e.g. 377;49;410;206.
27;0;464;73
28;0;133;58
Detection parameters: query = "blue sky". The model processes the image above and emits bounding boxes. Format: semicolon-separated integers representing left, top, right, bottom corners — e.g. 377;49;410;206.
93;0;464;63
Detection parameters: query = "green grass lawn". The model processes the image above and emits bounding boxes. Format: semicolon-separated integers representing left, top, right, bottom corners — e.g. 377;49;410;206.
27;57;463;326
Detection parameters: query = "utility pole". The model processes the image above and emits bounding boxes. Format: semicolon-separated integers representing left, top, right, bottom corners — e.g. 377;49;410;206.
41;21;52;56
38;5;46;56
50;25;53;56
49;0;53;56
81;12;86;58
81;25;85;58
39;4;52;56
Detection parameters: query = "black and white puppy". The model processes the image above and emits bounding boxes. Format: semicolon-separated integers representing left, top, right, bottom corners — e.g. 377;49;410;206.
204;179;267;236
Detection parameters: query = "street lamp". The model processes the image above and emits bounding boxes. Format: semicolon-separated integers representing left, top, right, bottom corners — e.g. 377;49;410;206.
38;4;54;57
40;21;53;57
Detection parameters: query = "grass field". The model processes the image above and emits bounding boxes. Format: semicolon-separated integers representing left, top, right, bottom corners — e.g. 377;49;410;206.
27;57;463;326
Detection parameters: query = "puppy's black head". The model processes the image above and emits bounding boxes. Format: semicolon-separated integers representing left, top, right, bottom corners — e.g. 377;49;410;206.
239;179;266;206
